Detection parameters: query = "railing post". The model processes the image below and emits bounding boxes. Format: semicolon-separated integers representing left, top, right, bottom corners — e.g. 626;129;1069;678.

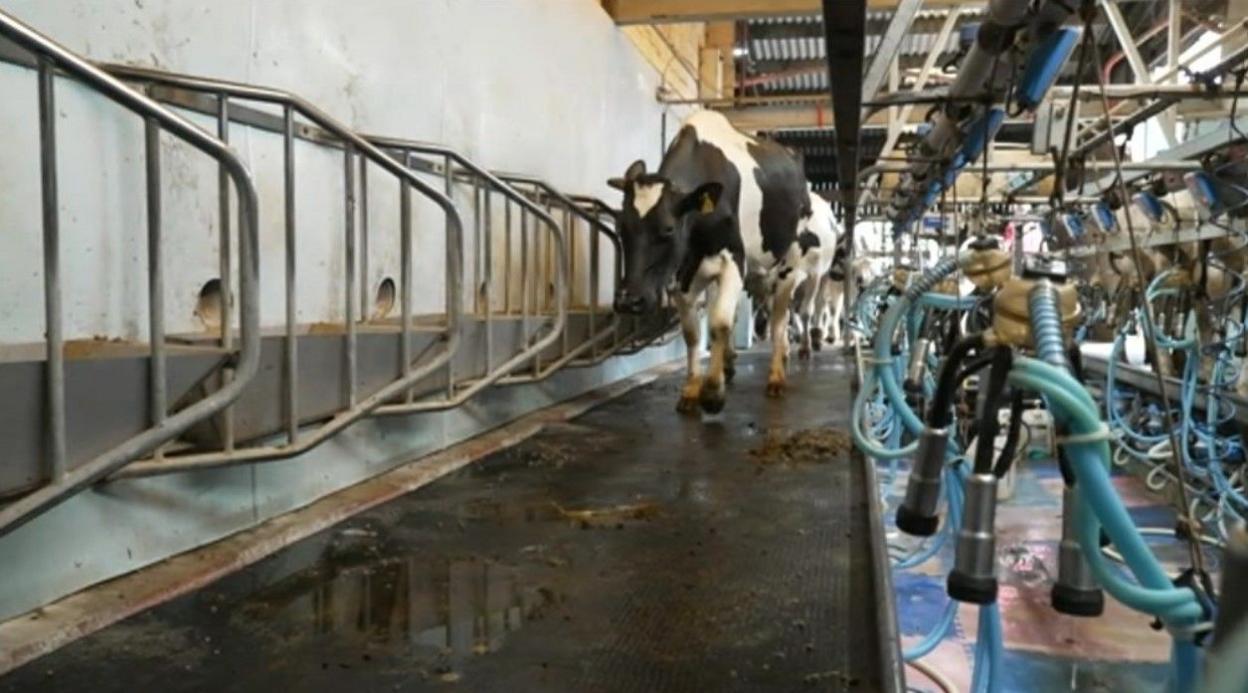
216;93;235;452
145;118;166;453
473;177;482;315
504;198;513;313
561;206;571;357
283;104;299;444
484;188;494;374
400;155;413;404
590;211;600;359
344;142;358;407
359;155;370;319
444;154;455;397
37;56;66;481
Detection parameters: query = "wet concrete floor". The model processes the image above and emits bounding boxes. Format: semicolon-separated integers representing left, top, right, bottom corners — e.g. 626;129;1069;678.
2;352;882;692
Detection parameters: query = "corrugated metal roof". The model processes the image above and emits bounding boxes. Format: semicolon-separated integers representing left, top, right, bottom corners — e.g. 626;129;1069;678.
743;9;980;94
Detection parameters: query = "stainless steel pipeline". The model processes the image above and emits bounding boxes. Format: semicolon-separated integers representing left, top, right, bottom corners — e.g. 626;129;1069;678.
0;10;262;538
860;161;1204;177
100;65;465;479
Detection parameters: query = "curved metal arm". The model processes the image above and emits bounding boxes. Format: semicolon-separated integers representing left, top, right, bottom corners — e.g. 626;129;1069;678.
95;65;468;479
103;63;465;339
0;12;261;536
362;135;570;413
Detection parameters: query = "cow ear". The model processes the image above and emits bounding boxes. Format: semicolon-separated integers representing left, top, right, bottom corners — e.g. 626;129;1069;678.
675;181;724;217
624;159;647;181
609;159;648;192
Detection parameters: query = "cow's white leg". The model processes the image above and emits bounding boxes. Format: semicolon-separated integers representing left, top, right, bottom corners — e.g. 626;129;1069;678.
810;275;830;352
767;268;805;397
673;278;710;414
699;253;743;413
796;274;819;360
826;280;845;346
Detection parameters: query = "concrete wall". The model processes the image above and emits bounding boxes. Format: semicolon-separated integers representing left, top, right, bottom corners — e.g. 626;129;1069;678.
0;0;687;343
0;0;689;620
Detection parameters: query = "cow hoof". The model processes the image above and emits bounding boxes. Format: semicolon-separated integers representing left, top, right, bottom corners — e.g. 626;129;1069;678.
810;328;824;344
724;364;737;384
812;340;823;353
676;396;700;414
699;389;726;414
766;380;785;398
798;346;812;361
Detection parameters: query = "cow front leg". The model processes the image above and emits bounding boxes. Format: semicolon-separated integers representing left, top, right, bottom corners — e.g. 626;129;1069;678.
724;339;738;384
768;269;804;396
700;255;743;414
810;275;830;352
796;275;818;360
673;290;705;414
826;280;845;347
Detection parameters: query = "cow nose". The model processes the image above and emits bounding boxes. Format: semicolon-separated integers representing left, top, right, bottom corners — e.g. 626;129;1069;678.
614;289;644;314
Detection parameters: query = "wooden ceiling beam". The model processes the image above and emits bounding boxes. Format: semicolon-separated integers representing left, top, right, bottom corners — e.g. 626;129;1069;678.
602;0;971;25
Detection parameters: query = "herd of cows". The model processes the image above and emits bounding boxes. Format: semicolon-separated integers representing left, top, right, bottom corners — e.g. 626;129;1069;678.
604;113;1248;414
608;111;850;414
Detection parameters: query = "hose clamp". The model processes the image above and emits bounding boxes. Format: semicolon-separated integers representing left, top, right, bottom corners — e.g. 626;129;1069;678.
1056;424;1112;447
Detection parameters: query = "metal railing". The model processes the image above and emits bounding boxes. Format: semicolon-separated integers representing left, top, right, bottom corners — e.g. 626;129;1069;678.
363;135;570;414
96;65;467;479
0;12;262;537
0;10;680;527
490;174;619;383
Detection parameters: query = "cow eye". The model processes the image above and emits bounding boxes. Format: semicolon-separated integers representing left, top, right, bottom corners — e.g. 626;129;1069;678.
659;224;676;237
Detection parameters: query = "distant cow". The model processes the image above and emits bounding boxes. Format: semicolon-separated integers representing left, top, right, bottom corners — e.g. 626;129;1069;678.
792;191;840;356
609;111;819;413
813;235;873;349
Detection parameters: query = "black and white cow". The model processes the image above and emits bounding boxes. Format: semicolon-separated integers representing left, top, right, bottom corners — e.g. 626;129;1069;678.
609;111;825;413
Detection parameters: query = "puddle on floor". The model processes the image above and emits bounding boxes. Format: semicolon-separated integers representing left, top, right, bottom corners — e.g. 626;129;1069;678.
233;545;560;666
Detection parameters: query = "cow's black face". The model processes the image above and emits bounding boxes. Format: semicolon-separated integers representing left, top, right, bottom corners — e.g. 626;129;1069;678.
608;160;722;315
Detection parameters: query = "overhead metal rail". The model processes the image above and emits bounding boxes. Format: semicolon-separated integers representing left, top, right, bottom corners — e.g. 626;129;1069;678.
1064;221;1248;258
0;9;675;527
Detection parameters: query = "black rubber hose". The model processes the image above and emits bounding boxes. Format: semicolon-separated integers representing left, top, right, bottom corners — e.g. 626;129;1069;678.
926;333;986;429
973;347;1012;475
992;390;1026;478
954;351;998;385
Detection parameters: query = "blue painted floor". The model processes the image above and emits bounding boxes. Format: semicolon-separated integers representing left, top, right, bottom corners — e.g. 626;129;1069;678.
882;454;1206;692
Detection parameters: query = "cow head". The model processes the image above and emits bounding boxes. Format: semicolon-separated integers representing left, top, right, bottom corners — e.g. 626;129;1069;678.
607;160;723;314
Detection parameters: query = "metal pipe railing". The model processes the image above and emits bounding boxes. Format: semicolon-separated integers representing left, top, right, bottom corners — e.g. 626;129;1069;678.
361;136;569;414
100;65;465;479
492;175;619;383
0;17;669;493
0;11;262;538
